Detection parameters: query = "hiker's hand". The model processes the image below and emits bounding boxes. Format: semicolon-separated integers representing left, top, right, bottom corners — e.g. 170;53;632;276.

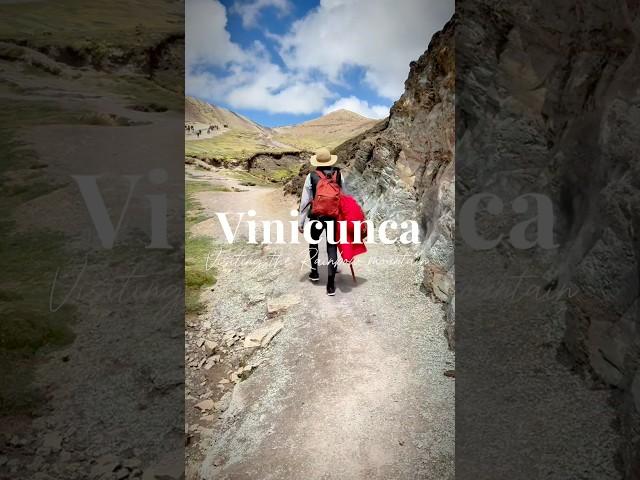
298;226;304;234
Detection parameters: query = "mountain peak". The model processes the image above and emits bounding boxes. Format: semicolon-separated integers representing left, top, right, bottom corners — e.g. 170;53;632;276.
322;108;371;120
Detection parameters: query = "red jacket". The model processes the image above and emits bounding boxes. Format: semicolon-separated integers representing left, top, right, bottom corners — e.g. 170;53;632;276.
337;194;367;263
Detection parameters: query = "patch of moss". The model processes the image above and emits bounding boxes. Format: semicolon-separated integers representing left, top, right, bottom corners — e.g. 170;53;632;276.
268;166;302;183
185;183;217;314
0;130;78;414
0;305;76;352
187;181;232;194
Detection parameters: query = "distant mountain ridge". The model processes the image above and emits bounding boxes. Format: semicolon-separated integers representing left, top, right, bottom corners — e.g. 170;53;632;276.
185;96;384;153
273;109;380;151
185;96;265;133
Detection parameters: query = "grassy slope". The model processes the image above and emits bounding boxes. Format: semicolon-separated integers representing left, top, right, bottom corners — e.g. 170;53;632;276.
185;112;383;166
185;126;374;162
0;0;182;47
0;101;79;413
0;0;184;413
186;131;287;163
0;0;184;113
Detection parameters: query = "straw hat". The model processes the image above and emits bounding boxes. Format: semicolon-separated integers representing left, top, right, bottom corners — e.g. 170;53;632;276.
309;147;338;167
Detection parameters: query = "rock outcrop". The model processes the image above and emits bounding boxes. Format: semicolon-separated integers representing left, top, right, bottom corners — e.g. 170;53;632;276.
457;0;640;476
333;17;456;347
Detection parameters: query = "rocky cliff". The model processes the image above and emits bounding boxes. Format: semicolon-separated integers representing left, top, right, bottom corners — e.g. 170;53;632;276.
333;17;456;346
457;0;640;476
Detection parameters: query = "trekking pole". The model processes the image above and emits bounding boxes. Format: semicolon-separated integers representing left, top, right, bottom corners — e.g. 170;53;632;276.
350;264;357;284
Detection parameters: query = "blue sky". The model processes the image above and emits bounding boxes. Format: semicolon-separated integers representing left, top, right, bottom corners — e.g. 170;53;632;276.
186;0;454;127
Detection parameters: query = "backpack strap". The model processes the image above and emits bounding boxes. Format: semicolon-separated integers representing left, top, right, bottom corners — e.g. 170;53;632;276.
300;200;312;213
315;168;338;182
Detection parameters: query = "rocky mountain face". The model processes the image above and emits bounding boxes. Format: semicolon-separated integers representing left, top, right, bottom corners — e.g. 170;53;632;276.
544;6;640;476
457;0;640;476
330;17;456;346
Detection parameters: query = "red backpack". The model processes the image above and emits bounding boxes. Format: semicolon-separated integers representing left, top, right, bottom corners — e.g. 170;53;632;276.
311;170;341;218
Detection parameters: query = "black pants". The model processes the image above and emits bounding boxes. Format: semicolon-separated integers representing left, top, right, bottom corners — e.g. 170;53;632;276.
309;219;338;278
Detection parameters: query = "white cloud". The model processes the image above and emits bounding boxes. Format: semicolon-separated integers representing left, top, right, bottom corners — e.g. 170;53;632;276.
223;57;333;114
185;0;454;117
275;0;454;99
231;0;293;28
186;0;246;68
186;0;333;115
323;96;389;119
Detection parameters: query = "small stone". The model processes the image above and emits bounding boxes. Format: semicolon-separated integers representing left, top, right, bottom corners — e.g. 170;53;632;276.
195;399;215;411
115;467;130;479
204;340;217;353
196;338;205;348
244;320;284;348
140;450;182;480
96;453;121;467
91;460;120;478
30;455;45;471
33;473;53;480
266;294;299;316
123;458;142;470
201;414;216;422
42;432;62;452
8;435;26;447
216;392;232;412
218;378;230;384
444;370;455;378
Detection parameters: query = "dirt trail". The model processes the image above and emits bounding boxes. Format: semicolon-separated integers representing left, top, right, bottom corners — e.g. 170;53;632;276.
186;167;455;479
1;51;184;477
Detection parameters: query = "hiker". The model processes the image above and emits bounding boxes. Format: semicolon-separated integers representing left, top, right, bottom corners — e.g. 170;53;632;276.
298;148;343;296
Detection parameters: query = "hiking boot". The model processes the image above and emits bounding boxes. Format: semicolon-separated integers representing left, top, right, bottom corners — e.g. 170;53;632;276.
309;270;320;282
327;277;336;296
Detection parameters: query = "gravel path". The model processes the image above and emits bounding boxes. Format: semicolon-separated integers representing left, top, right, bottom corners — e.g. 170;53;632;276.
186;170;455;479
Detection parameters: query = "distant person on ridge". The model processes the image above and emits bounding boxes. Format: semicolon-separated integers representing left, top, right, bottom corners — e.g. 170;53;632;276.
298;147;342;296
